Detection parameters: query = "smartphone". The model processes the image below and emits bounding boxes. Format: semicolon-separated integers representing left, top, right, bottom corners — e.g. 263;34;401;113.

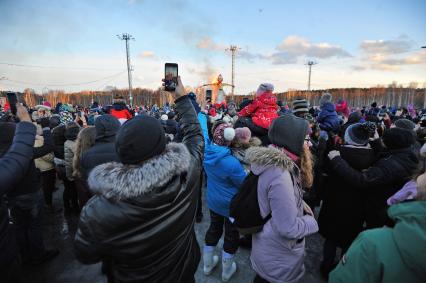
164;63;178;91
6;92;18;115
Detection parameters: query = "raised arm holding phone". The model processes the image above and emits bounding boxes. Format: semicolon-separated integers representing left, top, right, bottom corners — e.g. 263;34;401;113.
0;103;37;282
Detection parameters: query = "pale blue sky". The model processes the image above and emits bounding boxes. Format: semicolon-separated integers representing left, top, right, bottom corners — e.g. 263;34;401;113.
0;0;425;93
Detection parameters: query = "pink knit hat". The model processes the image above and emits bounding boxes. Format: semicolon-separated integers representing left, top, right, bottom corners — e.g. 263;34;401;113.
256;83;274;97
213;123;235;146
234;127;251;144
43;101;52;108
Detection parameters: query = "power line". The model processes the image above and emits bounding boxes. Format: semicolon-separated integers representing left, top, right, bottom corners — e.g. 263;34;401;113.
0;62;122;71
4;70;127;87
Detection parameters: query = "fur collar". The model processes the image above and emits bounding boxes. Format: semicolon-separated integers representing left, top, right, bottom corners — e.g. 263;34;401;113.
88;142;190;199
245;146;294;171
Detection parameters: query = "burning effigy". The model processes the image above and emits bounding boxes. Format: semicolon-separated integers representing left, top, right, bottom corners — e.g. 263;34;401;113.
202;74;233;106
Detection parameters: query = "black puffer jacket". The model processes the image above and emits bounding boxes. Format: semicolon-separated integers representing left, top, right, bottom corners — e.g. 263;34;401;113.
52;124;66;159
74;96;204;283
330;146;418;228
319;145;376;249
0;122;36;267
79;114;121;180
79;137;119;180
0;126;54;198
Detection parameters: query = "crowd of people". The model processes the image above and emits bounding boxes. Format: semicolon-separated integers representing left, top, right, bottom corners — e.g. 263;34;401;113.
1;76;426;283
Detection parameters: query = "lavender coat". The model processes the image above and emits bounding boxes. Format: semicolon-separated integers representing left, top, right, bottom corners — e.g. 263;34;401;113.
246;146;318;283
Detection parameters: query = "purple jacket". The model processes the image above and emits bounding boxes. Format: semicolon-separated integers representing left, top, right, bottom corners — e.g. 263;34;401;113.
246;146;318;283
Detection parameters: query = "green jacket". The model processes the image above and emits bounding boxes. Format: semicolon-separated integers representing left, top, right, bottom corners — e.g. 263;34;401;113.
330;201;426;283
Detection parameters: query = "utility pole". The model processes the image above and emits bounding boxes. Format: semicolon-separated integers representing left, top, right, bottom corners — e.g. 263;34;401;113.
117;33;135;107
226;45;241;100
305;60;317;91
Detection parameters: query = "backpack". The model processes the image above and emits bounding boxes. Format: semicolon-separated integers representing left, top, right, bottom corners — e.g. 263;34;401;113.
229;172;271;235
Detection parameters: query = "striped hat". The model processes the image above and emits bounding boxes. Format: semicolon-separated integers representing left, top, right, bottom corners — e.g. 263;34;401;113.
292;98;309;115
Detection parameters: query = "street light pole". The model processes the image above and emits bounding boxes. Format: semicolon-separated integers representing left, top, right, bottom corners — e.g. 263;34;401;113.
226;45;241;100
117;33;135;107
305;61;317;91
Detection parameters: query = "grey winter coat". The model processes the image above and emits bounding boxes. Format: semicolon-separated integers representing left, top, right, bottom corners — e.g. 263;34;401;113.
64;140;76;181
246;146;318;283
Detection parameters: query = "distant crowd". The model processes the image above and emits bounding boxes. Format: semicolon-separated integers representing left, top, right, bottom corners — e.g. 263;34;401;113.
1;78;425;283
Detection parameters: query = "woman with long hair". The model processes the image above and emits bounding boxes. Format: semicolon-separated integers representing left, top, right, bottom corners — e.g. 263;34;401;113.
72;126;96;209
246;114;318;283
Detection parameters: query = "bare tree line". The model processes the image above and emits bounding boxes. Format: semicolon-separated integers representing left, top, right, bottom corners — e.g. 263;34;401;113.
2;86;426;109
232;87;426;109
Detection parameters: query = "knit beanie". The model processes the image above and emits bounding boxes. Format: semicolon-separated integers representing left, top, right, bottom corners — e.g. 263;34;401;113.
167;111;176;120
65;122;80;141
292;98;309;115
256;83;274;97
115;116;166;164
234;127;251;144
268;113;309;156
59;111;74;125
382;128;415;150
161;114;168;121
239;99;253;110
347;111;362;124
49;115;61;129
344;123;374;146
319;93;332;108
213;123;235;146
394;118;416;131
43;101;52;108
94;114;120;140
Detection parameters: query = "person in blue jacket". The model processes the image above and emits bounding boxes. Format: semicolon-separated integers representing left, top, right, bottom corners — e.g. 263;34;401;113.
317;93;341;133
199;113;246;282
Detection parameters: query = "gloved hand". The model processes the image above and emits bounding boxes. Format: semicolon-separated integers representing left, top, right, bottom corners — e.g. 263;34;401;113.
328;150;340;160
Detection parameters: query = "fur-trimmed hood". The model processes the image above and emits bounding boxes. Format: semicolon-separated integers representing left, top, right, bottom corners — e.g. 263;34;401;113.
245;146;294;174
88;142;191;199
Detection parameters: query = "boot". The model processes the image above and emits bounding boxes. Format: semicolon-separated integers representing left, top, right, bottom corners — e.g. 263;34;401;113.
221;255;237;282
203;250;219;275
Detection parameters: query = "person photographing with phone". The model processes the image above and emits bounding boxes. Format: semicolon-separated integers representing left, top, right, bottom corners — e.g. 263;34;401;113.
1;93;59;270
0;103;37;282
74;76;204;283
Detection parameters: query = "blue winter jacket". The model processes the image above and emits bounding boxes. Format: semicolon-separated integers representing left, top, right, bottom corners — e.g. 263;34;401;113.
317;102;341;132
198;113;246;217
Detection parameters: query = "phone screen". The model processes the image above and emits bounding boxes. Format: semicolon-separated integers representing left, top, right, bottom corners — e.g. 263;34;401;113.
165;63;178;91
6;92;18;115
